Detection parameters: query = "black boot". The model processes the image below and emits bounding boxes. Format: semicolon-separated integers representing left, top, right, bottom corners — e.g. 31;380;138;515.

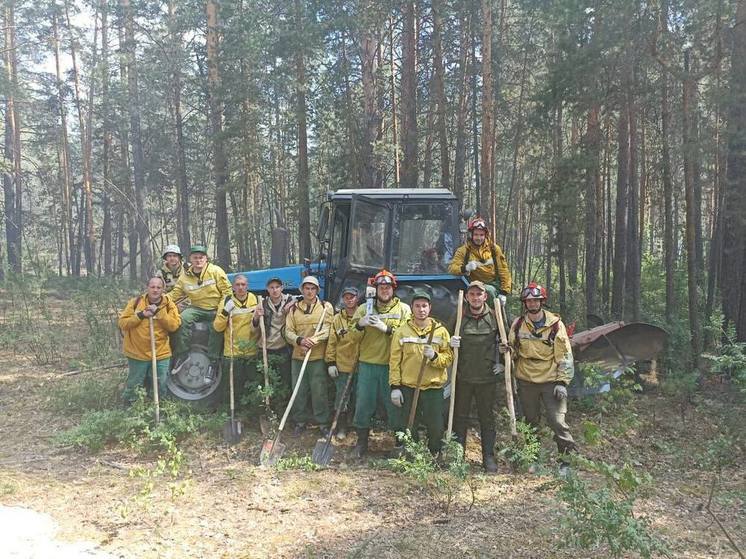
481;429;498;473
354;428;369;458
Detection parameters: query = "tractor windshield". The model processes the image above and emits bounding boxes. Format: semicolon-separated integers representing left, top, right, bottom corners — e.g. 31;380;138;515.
391;202;457;274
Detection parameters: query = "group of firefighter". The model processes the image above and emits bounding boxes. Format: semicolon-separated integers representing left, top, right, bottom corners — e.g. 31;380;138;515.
118;217;578;473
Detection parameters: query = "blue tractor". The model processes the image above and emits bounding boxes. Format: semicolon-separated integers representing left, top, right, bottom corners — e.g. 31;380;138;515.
167;188;469;406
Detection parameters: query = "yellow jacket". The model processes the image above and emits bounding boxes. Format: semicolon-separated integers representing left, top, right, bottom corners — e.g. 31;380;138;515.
389;318;453;390
169;262;232;310
448;240;512;293
325;310;360;374
213;293;259;357
284;298;334;361
156;262;187;293
349;297;412;365
508;310;574;385
119;294;181;361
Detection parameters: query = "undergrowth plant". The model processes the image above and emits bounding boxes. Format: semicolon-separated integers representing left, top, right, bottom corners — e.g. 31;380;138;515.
275;453;321;472
558;456;669;558
499;419;546;472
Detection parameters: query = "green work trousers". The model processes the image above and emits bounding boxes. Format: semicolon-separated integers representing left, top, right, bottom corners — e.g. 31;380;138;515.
290;358;331;426
225;357;261;414
334;370;356;413
517;379;578;455
353;362;401;430
172;307;224;360
398;386;445;454
453;380;497;437
123;357;170;404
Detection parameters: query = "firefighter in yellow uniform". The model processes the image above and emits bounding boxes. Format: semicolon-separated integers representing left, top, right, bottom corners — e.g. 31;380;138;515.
119;277;182;404
213;274;259;411
348;269;411;458
284;276;335;435
325;286;360;440
389;290;453;455
156;244;188;294
170;245;232;383
503;282;577;474
448;216;512;306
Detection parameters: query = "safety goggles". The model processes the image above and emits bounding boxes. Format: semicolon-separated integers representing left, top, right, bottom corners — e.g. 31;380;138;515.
521;286;544;299
375;276;395;286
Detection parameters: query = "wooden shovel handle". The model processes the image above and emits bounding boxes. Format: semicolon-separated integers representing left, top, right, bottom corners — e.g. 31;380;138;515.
257;296;271;409
446;290;464;438
148;317;160;424
495;300;517;436
407;323;437;430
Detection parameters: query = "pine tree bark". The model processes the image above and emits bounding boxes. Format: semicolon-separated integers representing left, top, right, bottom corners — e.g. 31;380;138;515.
360;9;380;190
431;0;449;190
611;103;629;319
625;80;641;322
479;0;493;216
206;0;231;268
100;0;112;275
584;105;601;318
452;12;470;204
294;0;311;259
400;1;418;188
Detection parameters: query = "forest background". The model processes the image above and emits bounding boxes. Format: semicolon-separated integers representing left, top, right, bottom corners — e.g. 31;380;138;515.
3;0;746;365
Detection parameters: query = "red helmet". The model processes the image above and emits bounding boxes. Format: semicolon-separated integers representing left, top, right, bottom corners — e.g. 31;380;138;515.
467;216;489;233
371;269;397;288
520;282;547;302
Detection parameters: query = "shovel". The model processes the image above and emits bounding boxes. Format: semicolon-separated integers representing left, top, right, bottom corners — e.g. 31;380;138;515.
495;299;517;437
407;324;437;431
445;291;464;440
223;315;244;444
312;371;354;467
260;306;328;467
256;296;272;436
148;317;161;424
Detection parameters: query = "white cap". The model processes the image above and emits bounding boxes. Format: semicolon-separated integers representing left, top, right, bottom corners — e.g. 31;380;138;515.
301;275;320;288
162;244;182;258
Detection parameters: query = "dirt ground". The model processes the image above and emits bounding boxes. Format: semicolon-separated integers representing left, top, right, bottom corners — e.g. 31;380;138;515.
1;356;744;558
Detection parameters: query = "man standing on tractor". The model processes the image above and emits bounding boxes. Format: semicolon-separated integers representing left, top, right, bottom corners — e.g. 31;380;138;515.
169;245;232;384
449;280;501;472
284;276;335;436
449;216;512;306
213;274;259;411
118;277;181;404
349;269;411;458
252;277;296;413
389;290;453;456
325;286;360;440
501;282;577;474
156;244;188;294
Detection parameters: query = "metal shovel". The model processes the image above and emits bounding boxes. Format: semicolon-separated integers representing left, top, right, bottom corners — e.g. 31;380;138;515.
260;306;328;466
223;316;243;444
312;371;354;467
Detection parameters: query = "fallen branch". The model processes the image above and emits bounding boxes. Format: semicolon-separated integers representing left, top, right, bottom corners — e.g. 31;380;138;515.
59;363;127;377
706;475;745;559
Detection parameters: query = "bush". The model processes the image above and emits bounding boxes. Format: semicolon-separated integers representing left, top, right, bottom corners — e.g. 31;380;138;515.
48;370;124;415
499;419;544;472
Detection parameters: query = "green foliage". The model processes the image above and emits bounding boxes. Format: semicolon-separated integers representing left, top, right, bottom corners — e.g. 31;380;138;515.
239;353;288;413
48;370;123;415
702;322;746;394
499;419;545;472
275;453;321;472
558;457;669;559
581;420;602;446
701;430;740;473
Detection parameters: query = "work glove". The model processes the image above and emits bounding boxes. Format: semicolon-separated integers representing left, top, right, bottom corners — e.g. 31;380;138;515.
492;363;504;375
369;315;388;333
449;336;461;349
390;388;404;407
464;260;479;273
358;314;372;328
423;345;436;360
223;299;236;315
498;342;511;354
327;365;338;379
497;293;507;306
553;384;568;401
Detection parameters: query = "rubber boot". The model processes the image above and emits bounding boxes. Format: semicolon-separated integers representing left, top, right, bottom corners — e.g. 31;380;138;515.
454;425;468;451
354;428;369;458
481;429;498;473
336;412;347;441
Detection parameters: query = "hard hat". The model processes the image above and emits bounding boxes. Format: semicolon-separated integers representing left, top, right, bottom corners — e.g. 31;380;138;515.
372;269;397;287
301;275;320;289
520;282;548;302
467;216;489;233
162;244;182;259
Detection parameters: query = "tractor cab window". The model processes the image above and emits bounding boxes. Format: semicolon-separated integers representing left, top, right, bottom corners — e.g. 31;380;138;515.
329;206;348;270
392;202;456;274
348;196;390;270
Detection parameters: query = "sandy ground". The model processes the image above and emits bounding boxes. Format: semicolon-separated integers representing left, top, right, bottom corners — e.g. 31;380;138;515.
0;360;744;558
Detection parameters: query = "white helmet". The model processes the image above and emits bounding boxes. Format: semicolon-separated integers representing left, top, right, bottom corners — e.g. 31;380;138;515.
301;275;320;289
162;244;182;259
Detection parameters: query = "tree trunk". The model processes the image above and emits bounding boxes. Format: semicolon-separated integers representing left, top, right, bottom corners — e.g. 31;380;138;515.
611;104;630;319
205;0;231;268
584;105;601;318
452;11;470;205
360;14;380;189
388;16;400;187
479;0;493;216
400;1;418;188
121;0;153;280
431;0;449;190
100;0;112;275
294;0;311;259
625;80;641;322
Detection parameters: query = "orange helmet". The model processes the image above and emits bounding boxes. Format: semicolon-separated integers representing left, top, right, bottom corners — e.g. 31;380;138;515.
520;282;548;302
371;269;397;287
467;216;489;233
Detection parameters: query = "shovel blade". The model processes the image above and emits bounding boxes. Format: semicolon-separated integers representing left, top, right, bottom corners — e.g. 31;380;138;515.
223;419;243;445
259;415;272;437
259;437;286;467
311;438;334;467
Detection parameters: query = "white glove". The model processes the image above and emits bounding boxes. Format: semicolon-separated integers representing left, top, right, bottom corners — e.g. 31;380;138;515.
423;345;436;360
498;294;507;306
370;315;388;333
358;314;372;328
327;365;338;379
492;363;504;375
391;388;404;407
554;384;568;400
464;260;479;273
223;299;236;314
449;336;461;349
